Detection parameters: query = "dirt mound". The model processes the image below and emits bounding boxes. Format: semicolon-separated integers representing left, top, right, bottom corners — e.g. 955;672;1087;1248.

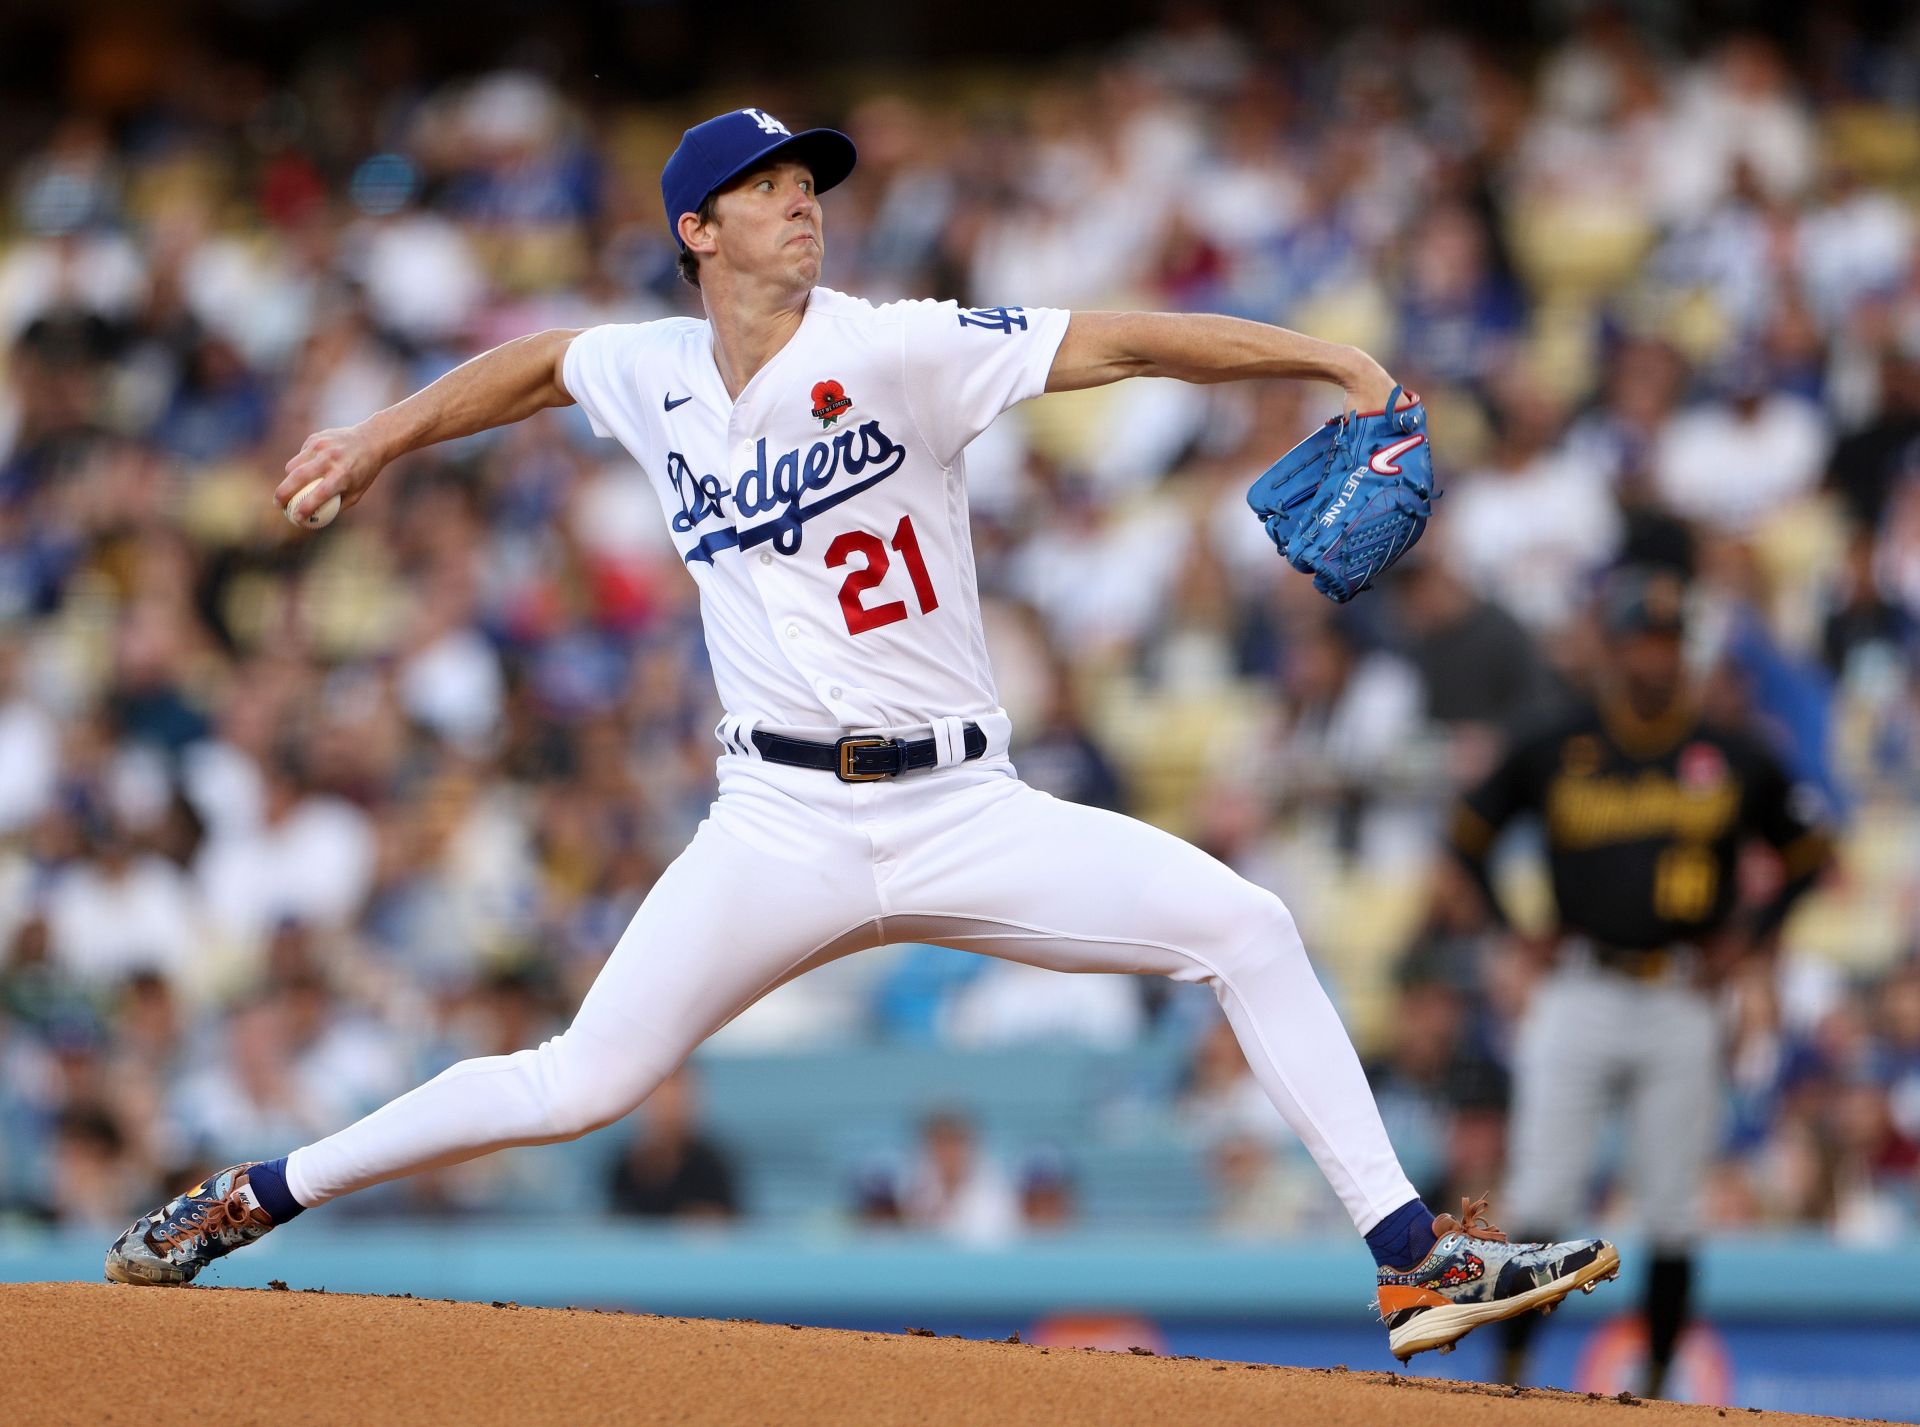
2;1282;1867;1426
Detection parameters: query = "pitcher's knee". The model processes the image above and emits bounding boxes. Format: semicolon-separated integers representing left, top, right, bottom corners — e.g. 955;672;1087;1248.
1211;892;1308;978
525;1033;660;1139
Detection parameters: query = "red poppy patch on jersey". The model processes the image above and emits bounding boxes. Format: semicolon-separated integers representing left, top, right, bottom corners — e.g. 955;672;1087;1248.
811;380;853;427
1677;741;1727;789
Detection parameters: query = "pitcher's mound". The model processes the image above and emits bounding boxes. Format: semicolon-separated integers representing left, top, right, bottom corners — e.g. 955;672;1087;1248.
1;1281;1867;1426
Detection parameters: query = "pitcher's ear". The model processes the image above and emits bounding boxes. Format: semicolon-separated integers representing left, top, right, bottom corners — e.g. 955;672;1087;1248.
677;208;718;257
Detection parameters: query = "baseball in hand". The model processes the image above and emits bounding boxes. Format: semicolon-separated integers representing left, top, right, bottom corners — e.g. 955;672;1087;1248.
284;478;342;530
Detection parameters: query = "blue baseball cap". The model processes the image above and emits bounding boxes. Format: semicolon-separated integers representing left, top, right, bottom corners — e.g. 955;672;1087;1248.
661;107;857;248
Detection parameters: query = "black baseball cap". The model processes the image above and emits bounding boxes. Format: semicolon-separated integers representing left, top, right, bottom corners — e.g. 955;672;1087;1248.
661;107;857;248
1600;567;1687;638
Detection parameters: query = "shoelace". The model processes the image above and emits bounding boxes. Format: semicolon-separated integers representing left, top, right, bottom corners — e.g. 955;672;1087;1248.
149;1188;256;1255
1430;1192;1510;1244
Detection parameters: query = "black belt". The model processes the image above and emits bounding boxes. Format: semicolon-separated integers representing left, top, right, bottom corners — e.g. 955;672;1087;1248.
752;724;988;782
1585;939;1686;979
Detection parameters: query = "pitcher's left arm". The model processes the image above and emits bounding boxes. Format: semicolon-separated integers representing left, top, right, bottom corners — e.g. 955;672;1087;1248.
1045;310;1401;414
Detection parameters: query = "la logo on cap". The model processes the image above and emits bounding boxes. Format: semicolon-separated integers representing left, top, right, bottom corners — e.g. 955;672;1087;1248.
658;108;857;246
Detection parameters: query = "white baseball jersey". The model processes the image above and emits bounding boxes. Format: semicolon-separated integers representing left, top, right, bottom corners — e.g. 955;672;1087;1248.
560;288;1070;734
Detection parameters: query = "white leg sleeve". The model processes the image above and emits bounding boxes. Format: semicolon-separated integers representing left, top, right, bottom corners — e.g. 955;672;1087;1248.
285;780;880;1207
881;776;1420;1233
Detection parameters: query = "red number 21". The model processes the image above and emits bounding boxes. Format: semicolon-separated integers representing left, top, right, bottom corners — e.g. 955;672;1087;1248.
826;515;940;636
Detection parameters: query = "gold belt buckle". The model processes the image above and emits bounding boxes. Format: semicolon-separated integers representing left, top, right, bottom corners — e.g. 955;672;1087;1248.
836;736;894;782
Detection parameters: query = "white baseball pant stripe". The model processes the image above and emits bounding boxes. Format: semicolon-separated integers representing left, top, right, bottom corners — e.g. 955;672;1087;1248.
286;755;1418;1232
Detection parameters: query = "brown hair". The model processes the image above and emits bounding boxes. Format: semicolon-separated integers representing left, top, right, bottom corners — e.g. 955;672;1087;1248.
676;193;719;289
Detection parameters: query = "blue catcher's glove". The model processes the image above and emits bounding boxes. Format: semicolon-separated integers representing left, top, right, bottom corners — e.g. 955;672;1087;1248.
1245;385;1435;604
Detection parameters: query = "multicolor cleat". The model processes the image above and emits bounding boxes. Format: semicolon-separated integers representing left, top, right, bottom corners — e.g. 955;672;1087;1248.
104;1163;279;1287
1375;1195;1620;1363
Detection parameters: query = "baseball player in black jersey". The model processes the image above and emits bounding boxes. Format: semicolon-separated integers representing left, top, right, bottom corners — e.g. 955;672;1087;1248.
1447;567;1834;1397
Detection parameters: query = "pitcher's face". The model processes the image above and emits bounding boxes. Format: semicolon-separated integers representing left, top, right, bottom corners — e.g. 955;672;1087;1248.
691;161;822;293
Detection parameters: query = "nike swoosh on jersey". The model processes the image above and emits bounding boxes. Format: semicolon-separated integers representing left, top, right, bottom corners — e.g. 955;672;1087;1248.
1367;433;1426;476
664;393;693;411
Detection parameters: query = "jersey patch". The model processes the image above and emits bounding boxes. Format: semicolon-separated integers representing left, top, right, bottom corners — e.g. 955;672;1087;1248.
955;305;1029;334
1677;742;1727;789
810;379;853;427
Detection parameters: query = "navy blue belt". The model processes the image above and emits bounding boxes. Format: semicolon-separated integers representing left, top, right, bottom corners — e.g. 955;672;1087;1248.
751;724;987;782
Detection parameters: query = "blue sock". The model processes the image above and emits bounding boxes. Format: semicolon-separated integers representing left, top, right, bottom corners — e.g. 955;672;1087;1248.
1365;1198;1436;1270
247;1157;306;1225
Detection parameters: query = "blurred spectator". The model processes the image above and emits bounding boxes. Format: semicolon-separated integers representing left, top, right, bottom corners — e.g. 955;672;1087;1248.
848;1158;904;1228
1655;35;1816;227
168;968;405;1166
104;968;189;1177
1873;474;1920;634
43;811;200;991
607;1067;737;1222
1007;463;1189;658
1210;1132;1290;1236
1391;204;1523;386
900;1111;1020;1246
944;959;1145;1050
1013;664;1127;811
42;1107;149;1235
195;756;376;955
1178;1017;1286;1147
351;209;486;350
1827;345;1920;531
0;641;57;834
2;915;78;1032
1835;1076;1919;1235
872;945;987;1045
1588;335;1687;485
1389;553;1558;784
1267;616;1426;863
1017;1147;1078;1232
1209;1132;1342;1238
1883;962;1920;1149
106;969;183;1083
396;569;507;755
1446;378;1622;634
1366;972;1508;1208
1798;172;1915;338
1821;526;1912;679
1762;1118;1840;1225
1653;355;1830;535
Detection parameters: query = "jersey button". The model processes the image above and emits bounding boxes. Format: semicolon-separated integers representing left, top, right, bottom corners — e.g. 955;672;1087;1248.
786;623;801;639
830;686;844;700
759;552;772;565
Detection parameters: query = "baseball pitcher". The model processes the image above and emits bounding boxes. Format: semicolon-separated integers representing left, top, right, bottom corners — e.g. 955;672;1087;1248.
105;107;1615;1363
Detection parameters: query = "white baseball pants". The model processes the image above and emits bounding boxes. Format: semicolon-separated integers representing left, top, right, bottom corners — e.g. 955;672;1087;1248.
286;754;1419;1232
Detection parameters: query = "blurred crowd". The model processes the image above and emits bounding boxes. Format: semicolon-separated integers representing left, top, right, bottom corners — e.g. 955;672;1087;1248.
2;4;1920;1244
